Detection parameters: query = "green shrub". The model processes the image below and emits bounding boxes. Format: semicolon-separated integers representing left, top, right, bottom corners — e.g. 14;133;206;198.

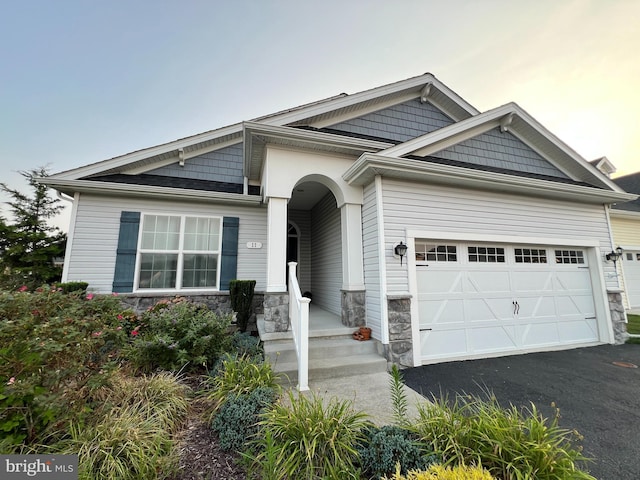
246;392;370;479
60;371;188;480
128;297;232;372
358;425;435;478
384;463;496;480
412;394;596;480
54;281;89;294
207;354;281;413
0;287;133;449
212;386;276;451
231;331;263;359
229;279;256;332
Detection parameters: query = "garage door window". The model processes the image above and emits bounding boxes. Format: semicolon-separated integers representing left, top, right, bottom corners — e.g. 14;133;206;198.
514;248;547;264
468;246;505;263
415;243;457;262
555;249;585;264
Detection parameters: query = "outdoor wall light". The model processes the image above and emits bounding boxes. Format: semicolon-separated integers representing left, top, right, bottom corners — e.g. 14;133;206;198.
394;241;408;266
606;246;624;264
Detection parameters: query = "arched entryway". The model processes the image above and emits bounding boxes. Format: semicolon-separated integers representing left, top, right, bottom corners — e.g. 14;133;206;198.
261;148;366;333
288;180;342;317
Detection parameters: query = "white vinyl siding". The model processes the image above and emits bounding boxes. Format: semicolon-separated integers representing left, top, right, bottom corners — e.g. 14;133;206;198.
380;178;617;293
65;193;267;293
362;182;382;339
288;209;312;293
310;192;342;316
610;215;640;308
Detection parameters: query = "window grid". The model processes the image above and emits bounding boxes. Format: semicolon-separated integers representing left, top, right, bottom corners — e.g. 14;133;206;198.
415;243;457;262
137;214;221;290
468;246;505;263
514;248;547;264
554;250;585;264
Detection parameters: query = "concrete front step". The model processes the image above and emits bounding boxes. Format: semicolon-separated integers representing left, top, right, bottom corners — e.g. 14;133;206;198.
264;335;387;384
274;352;388;384
258;316;388;384
264;336;379;364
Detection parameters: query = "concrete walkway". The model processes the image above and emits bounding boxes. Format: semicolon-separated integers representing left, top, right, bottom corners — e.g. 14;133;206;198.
287;371;427;425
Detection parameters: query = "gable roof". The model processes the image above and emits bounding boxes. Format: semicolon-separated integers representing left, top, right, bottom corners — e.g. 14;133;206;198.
376;102;622;192
40;73;633;205
46;73;473;183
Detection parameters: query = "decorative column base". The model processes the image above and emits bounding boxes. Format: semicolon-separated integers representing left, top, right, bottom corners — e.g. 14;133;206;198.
263;292;289;333
608;290;627;345
341;290;366;327
384;295;413;367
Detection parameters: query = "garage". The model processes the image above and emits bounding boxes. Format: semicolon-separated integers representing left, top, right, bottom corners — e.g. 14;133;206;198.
621;250;640;308
415;241;600;364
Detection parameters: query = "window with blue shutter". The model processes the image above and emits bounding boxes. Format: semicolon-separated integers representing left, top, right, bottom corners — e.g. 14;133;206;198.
113;212;239;292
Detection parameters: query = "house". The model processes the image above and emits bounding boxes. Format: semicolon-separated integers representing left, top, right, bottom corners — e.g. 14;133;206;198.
610;172;640;310
42;73;636;368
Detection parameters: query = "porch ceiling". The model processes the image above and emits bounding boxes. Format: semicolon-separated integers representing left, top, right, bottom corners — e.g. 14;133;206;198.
288;181;331;210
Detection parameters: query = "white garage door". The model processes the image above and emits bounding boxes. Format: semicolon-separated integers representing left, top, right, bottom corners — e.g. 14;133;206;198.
621;251;640;308
416;242;599;364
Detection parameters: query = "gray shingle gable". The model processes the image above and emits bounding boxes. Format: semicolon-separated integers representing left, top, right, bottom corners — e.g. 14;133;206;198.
327;99;454;143
146;143;243;184
433;127;569;179
612;172;640;211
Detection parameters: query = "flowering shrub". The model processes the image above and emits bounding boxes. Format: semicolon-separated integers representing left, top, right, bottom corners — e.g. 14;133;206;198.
127;297;232;372
0;287;134;450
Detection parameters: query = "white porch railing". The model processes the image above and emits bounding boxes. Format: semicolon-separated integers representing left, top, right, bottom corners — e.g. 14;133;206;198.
288;262;311;391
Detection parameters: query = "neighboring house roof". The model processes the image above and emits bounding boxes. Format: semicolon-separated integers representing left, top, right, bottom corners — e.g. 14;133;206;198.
612;172;640;212
40;73;636;206
590;157;617;177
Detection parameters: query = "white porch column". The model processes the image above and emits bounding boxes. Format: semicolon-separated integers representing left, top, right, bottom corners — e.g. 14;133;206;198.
266;196;288;292
340;202;365;290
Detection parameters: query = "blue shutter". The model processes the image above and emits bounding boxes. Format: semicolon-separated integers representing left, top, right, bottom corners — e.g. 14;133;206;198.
112;211;141;293
220;217;239;290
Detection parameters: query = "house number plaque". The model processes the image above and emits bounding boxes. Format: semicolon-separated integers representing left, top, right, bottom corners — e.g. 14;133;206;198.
246;242;262;249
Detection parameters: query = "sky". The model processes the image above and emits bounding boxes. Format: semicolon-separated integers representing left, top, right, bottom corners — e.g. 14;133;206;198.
1;0;639;231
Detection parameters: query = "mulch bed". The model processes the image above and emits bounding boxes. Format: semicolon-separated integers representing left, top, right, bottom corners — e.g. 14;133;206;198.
168;376;248;480
170;413;247;480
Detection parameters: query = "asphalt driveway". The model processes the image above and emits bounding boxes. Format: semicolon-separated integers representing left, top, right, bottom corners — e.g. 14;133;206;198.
403;344;640;480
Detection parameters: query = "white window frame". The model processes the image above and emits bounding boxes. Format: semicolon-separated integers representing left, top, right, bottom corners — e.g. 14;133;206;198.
133;213;223;292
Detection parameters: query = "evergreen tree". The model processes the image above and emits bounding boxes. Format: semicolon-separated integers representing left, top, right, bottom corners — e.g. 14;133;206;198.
0;167;66;289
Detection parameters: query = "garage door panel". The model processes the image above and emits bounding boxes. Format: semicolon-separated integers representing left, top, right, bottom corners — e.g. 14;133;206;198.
470;325;517;353
516;296;557;320
466;298;513;322
420;330;468;359
554;271;592;292
557;319;598;343
419;299;465;327
467;271;511;294
512;271;553;292
555;295;595;317
416;270;462;293
519;322;560;347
